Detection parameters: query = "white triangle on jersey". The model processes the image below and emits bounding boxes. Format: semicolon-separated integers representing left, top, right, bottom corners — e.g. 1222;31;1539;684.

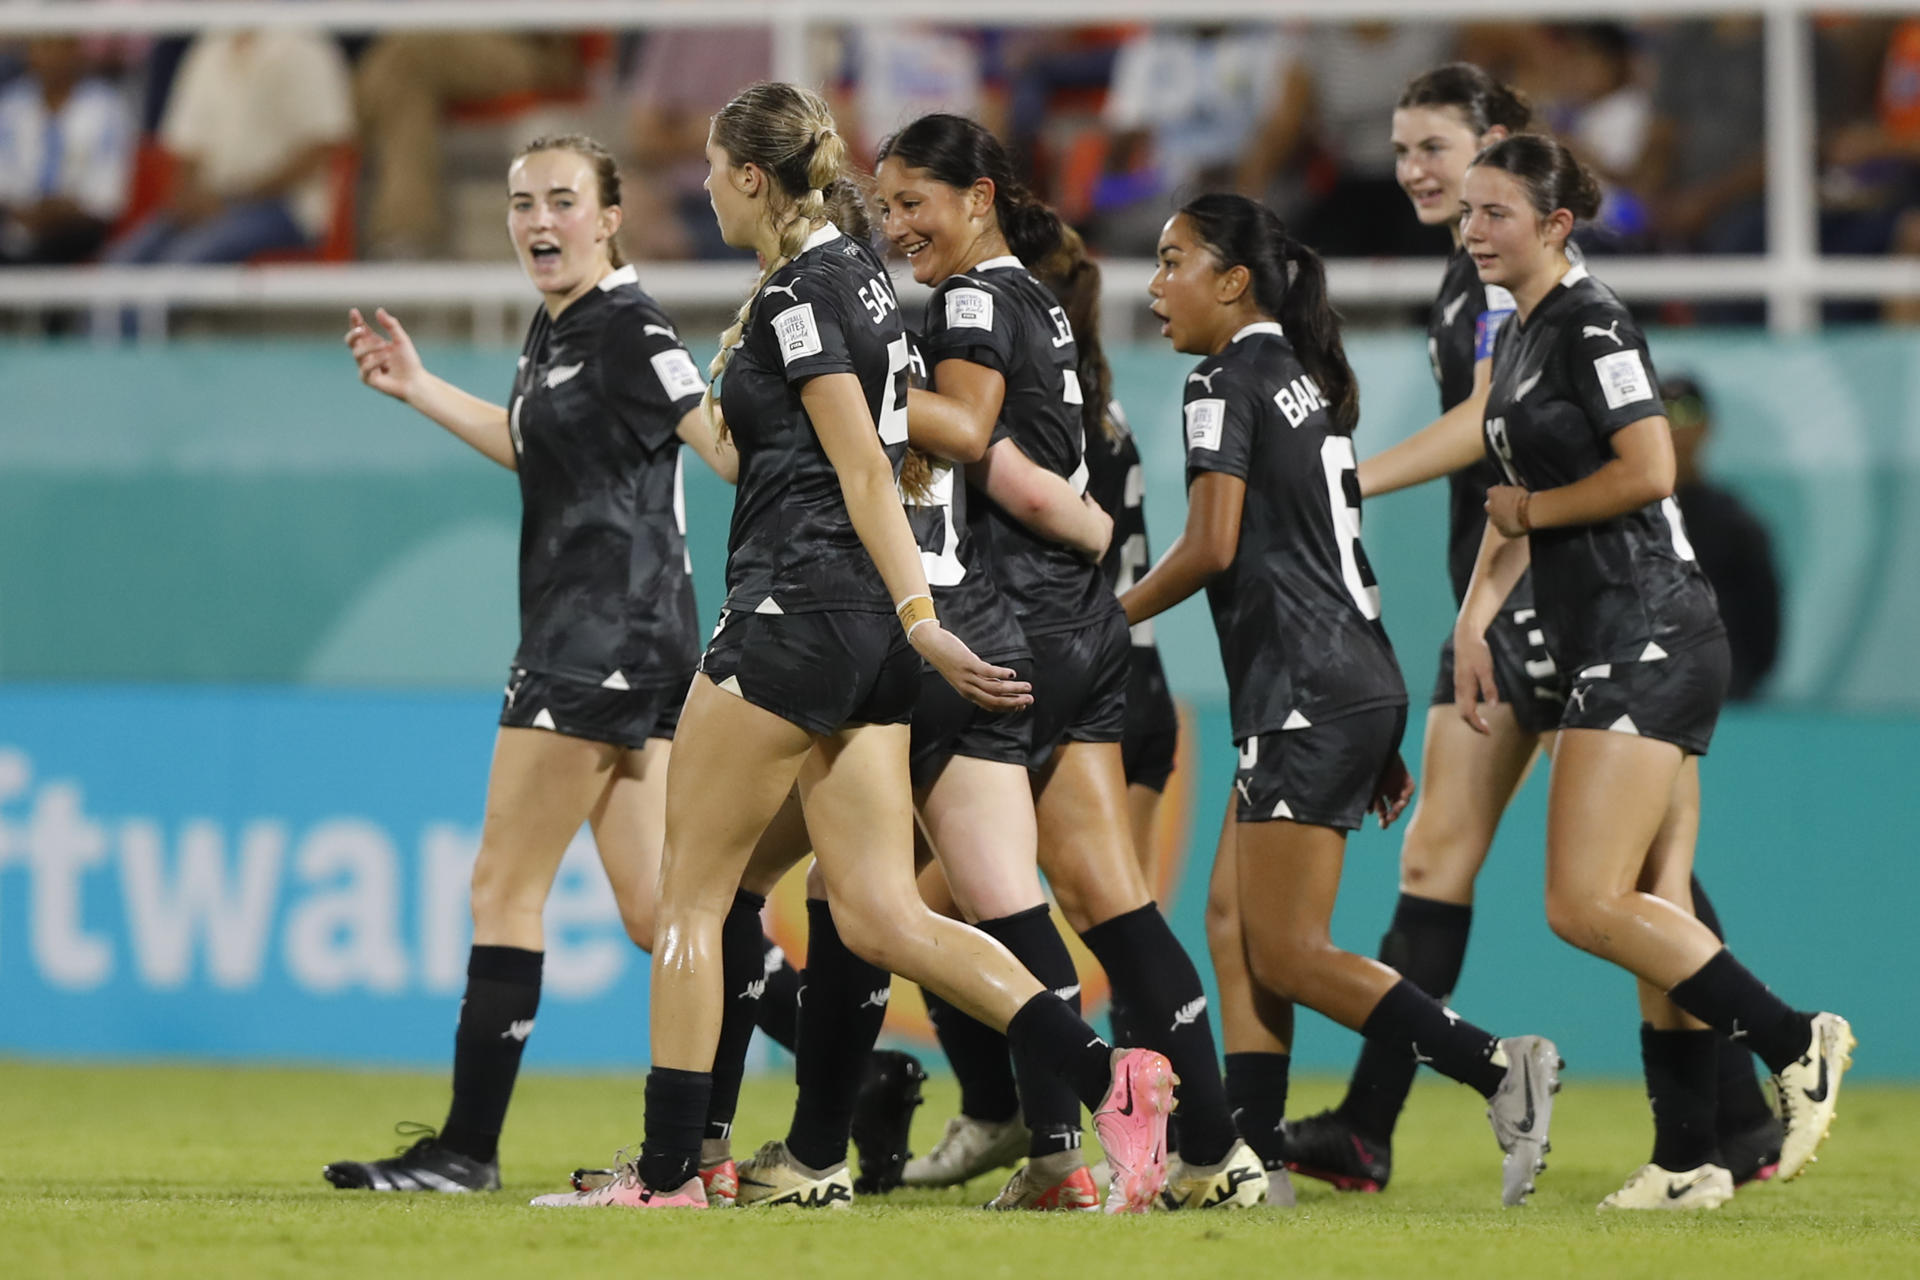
1282;709;1312;730
532;708;557;730
1608;714;1640;736
1580;664;1613;679
754;596;785;615
1639;641;1669;661
601;670;631;691
717;675;744;697
1271;799;1295;819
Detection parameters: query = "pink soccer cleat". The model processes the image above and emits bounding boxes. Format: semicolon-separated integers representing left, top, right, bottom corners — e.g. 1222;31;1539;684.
530;1164;707;1209
1093;1047;1177;1213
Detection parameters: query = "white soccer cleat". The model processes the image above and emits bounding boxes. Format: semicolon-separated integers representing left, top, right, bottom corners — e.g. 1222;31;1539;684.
1157;1140;1270;1211
734;1139;854;1209
901;1113;1029;1188
1486;1035;1562;1207
1770;1011;1855;1182
1598;1162;1734;1211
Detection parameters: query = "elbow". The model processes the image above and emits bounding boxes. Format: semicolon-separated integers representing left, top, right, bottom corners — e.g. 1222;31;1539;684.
951;420;992;464
1641;460;1675;505
1195;539;1236;576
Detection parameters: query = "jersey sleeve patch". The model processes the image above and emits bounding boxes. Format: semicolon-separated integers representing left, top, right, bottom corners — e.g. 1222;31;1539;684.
773;303;823;366
650;348;706;401
945;287;994;331
1185;398;1226;452
1593;348;1654;410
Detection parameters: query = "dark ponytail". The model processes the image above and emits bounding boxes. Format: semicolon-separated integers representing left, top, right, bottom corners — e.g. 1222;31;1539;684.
1179;193;1358;436
1398;62;1534;136
1031;224;1112;443
1472;134;1603;224
875;112;1065;266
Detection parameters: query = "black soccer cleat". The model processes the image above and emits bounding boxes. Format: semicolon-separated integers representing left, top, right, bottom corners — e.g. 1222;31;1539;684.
850;1049;927;1195
1720;1111;1785;1187
1282;1109;1392;1193
323;1124;500;1193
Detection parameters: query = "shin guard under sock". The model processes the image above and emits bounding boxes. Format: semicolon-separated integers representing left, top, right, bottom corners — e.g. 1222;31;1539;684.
977;906;1085;1157
1359;978;1506;1098
785;899;894;1171
1225;1052;1292;1167
1339;894;1472;1142
440;945;542;1163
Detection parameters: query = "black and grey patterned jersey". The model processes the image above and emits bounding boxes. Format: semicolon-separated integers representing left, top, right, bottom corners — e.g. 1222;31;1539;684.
1482;263;1723;670
1184;322;1406;740
718;224;910;615
1084;399;1156;648
1428;246;1520;604
506;263;706;688
904;330;1028;659
922;254;1116;637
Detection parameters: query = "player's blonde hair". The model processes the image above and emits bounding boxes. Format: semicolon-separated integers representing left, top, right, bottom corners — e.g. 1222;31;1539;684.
704;83;848;442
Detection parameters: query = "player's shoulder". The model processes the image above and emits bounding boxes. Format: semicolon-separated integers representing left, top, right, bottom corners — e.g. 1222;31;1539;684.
931;259;1028;334
597;271;681;340
1557;268;1642;343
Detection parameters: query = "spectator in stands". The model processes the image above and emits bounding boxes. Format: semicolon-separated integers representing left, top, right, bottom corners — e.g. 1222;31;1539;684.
1664;375;1782;702
624;27;771;260
0;37;133;264
1236;21;1455;257
1542;23;1654;251
1637;18;1767;254
354;32;583;259
105;29;351;264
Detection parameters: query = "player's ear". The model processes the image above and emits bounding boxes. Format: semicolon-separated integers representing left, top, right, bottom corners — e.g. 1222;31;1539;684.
1542;206;1575;248
969;176;997;223
735;162;764;200
1214;262;1252;307
600;202;623;245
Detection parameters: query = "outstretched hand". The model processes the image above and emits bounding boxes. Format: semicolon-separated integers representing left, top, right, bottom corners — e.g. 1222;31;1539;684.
911;623;1033;713
345;307;425;403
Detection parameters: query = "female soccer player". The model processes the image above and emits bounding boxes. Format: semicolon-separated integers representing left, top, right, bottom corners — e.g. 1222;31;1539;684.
1457;134;1852;1208
874;114;1265;1212
1287;64;1783;1196
1122;192;1563;1209
533;83;1174;1214
321;135;805;1193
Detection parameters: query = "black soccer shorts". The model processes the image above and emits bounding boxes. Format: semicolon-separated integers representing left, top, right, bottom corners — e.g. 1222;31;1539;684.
1121;644;1179;793
698;608;918;738
499;666;690;749
1432;604;1568;737
1025;607;1130;771
1233;704;1408;830
1559;634;1729;756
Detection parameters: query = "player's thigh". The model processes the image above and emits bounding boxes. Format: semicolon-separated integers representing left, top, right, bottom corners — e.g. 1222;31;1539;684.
1035;740;1151;929
1544;728;1687;911
1126;783;1164;887
1636;754;1701;903
797;723;924;958
919;755;1045;922
741;785;814;899
1399;702;1541;901
588;736;671;951
472;726;620;913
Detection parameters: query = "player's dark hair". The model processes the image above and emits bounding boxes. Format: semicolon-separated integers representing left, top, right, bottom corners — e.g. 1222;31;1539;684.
706;82;848;440
821;175;872;242
1031;224;1115;443
1179;193;1358;436
874;113;1065;267
1397;62;1534;137
1472;133;1603;225
515;133;627;268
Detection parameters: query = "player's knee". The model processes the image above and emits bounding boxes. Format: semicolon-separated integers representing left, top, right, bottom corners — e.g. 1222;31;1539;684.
1544;886;1602;952
826;897;911;973
617;901;655;953
1242;933;1311;1004
1203;884;1239;961
1397;813;1488;899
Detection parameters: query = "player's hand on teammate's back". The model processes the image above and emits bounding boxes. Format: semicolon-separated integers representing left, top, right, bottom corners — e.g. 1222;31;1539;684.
1371;752;1415;828
910;624;1033;712
1452;631;1500;735
345;307;425;403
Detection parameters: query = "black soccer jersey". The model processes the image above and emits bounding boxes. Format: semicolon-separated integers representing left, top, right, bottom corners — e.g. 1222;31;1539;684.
1184;322;1406;741
1428;247;1521;604
506;263;706;688
1084;399;1156;648
718;224;911;615
921;255;1116;637
1481;263;1723;670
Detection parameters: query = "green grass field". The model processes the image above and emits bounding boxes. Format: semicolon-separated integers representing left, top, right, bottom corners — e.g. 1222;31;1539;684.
3;1061;1915;1279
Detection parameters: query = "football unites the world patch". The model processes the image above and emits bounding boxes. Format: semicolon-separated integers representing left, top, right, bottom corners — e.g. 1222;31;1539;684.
651;348;705;400
945;287;994;331
774;303;823;365
1185;397;1226;452
1593;348;1653;410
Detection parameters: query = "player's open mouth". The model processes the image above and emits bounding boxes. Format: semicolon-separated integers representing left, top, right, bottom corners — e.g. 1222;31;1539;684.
1471;252;1498;270
530;241;561;261
899;238;930;259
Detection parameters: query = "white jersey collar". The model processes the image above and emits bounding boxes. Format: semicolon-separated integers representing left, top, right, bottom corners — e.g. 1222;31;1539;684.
1231;321;1285;343
802;222;844;254
971;254;1022;272
597;263;639;292
1561;261;1591;288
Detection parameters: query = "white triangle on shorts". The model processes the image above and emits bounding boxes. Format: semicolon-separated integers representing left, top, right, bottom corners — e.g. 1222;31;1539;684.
1271;799;1295;819
1640;641;1669;661
601;670;631;691
532;708;557;730
1607;714;1640;736
1282;709;1312;730
716;675;744;697
754;596;785;615
1579;664;1613;679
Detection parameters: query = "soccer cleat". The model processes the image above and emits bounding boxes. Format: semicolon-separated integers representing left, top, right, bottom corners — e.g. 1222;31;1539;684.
322;1125;499;1193
571;1158;739;1207
1770;1012;1855;1182
530;1163;706;1209
1598;1162;1734;1211
901;1113;1030;1188
850;1049;927;1195
984;1152;1100;1211
734;1139;855;1209
1281;1110;1391;1193
1158;1140;1269;1210
1263;1162;1297;1208
1719;1111;1784;1187
1094;1047;1176;1214
1485;1035;1562;1207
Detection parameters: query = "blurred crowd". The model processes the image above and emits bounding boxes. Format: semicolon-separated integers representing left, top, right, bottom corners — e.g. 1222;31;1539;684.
4;17;1920;293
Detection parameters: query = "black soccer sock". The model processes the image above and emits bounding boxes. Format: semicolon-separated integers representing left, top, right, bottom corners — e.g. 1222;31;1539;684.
977;906;1086;1157
923;989;1022;1124
1108;995;1139;1047
1667;949;1815;1076
1225;1052;1291;1167
705;891;771;1144
1005;991;1113;1112
1643;1025;1721;1171
439;944;542;1163
1339;894;1473;1143
1687;879;1775;1132
1359;978;1507;1098
1080;904;1237;1166
640;1066;711;1192
755;933;803;1053
785;899;894;1171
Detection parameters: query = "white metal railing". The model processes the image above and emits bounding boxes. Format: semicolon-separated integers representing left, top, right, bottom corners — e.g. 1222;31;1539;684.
0;0;1911;333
